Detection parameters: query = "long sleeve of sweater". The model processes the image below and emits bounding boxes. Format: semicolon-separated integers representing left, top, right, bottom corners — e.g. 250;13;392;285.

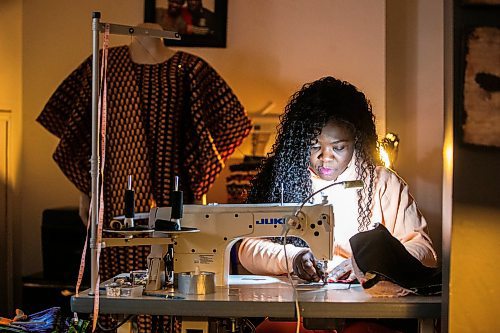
374;168;438;267
238;238;309;275
238;165;437;275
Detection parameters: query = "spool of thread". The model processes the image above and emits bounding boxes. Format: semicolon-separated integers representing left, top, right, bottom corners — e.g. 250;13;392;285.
170;176;183;230
124;175;135;218
123;175;135;228
170;191;183;220
124;190;135;218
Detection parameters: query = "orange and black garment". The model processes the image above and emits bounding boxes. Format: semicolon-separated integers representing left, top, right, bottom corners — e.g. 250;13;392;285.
37;45;251;285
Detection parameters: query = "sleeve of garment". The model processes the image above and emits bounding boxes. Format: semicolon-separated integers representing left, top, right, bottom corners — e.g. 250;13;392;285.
185;56;252;199
238;238;309;275
36;56;93;194
377;168;438;267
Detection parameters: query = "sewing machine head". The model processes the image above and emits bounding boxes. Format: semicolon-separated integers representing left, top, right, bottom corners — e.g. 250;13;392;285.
148;203;334;286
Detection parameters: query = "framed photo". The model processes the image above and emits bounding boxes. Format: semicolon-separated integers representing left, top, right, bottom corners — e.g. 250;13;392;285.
144;0;228;48
460;26;500;148
463;0;500;4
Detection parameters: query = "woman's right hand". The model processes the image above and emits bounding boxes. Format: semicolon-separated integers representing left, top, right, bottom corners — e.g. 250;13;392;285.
329;258;357;283
292;250;321;282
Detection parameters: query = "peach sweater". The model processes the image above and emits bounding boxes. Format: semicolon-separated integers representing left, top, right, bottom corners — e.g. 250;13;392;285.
238;157;437;275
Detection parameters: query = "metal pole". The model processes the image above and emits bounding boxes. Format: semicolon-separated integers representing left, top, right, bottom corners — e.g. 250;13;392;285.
87;13;179;296
89;11;101;296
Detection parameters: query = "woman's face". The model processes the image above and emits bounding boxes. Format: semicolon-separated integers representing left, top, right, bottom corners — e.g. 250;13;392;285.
309;121;355;181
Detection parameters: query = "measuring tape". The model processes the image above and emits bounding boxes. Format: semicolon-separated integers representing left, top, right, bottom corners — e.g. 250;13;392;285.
92;22;110;332
73;23;110;333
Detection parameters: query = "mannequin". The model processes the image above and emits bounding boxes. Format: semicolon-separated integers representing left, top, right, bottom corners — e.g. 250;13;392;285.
128;23;176;65
79;23;179;225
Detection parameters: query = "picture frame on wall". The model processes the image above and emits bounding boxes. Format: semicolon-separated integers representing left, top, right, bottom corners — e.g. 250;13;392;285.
459;26;500;148
144;0;228;48
463;0;500;4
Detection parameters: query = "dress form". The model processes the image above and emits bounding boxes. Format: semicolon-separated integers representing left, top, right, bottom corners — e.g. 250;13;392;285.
128;23;176;64
38;37;251;333
78;23;176;225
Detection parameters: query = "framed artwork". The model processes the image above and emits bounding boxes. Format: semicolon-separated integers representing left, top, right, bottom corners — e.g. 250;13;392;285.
144;0;228;48
463;0;500;4
461;26;500;148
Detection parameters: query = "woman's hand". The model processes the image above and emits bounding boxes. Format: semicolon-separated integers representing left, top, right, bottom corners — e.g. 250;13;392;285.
293;250;321;282
329;258;357;283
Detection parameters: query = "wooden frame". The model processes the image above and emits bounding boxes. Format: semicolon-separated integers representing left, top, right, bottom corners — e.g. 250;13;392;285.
463;0;500;5
144;0;228;48
459;26;500;148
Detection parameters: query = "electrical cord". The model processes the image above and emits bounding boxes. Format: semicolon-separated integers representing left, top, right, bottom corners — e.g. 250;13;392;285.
242;318;256;333
294;180;364;217
283;229;301;333
282;179;364;333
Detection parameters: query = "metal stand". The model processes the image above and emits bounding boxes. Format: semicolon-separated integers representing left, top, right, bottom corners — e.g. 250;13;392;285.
89;12;180;295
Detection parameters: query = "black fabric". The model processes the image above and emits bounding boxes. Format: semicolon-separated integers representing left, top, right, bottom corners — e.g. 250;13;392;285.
349;223;442;295
41;208;89;283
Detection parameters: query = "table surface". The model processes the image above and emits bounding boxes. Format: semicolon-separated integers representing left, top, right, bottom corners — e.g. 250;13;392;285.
71;275;441;319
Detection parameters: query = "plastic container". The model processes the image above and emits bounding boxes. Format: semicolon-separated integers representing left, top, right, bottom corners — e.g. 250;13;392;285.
106;283;121;297
120;285;144;297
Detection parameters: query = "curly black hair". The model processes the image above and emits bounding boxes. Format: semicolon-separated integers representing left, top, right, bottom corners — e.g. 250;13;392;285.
247;76;382;231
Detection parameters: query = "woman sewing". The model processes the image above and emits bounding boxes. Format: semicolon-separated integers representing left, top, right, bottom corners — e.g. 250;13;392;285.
237;76;437;332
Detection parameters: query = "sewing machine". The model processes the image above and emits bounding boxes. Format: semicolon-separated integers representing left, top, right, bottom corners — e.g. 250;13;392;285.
145;203;334;289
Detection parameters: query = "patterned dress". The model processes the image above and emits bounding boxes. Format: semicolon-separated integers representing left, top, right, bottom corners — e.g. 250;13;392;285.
38;45;251;332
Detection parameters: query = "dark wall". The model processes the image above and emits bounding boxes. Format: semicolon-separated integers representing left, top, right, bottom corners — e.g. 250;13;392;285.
453;1;500;207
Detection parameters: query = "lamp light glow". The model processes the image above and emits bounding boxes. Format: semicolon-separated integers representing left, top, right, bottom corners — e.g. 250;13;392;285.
379;132;400;169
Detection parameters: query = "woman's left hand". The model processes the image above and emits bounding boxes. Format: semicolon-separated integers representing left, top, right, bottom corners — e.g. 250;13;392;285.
329;258;357;283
